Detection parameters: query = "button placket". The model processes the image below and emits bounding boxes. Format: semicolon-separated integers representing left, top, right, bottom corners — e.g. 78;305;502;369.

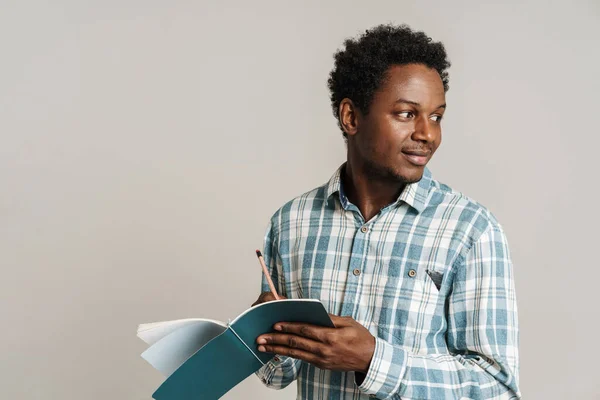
340;223;368;316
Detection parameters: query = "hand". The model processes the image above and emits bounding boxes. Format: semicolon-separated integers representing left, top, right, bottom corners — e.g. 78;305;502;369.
251;291;287;307
256;315;375;374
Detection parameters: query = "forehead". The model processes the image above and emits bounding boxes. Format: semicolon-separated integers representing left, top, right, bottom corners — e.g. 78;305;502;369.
373;64;446;108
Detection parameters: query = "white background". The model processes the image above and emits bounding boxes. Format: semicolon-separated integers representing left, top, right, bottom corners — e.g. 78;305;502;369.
1;1;598;398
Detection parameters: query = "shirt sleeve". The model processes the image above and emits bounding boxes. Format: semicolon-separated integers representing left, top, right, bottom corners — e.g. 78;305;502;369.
255;219;303;389
357;223;521;399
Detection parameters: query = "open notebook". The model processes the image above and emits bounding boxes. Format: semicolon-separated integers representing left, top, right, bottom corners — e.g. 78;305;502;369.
138;299;334;399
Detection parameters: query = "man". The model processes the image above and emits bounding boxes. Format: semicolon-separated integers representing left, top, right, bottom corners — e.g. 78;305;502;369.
252;24;520;400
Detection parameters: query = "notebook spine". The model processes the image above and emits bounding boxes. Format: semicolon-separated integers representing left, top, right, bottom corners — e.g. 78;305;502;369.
227;320;265;366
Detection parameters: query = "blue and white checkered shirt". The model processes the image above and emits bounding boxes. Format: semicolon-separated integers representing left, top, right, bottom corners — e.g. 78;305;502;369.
256;164;520;399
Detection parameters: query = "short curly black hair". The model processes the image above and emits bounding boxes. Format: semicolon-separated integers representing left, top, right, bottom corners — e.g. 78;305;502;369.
327;24;451;137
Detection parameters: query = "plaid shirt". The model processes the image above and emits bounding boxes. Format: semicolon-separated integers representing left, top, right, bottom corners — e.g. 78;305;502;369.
256;164;520;400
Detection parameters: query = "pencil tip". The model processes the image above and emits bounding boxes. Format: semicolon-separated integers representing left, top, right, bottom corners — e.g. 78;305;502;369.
256;250;262;257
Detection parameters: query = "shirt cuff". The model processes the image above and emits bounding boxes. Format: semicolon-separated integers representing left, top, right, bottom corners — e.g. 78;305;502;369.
255;356;295;386
356;337;409;399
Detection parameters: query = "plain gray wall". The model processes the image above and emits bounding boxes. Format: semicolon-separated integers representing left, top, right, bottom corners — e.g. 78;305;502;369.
1;0;598;399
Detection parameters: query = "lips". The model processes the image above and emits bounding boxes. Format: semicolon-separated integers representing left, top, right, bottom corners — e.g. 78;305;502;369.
401;149;430;166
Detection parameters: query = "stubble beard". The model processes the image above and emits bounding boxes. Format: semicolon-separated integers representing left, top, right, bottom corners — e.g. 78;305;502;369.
362;156;423;185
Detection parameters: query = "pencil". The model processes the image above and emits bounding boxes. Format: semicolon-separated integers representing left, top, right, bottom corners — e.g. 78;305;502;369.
256;250;280;300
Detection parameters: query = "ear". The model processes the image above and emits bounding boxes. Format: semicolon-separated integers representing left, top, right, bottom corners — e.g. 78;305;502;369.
339;98;359;137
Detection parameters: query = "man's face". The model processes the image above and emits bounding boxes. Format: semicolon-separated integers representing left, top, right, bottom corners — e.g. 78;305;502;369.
351;63;446;184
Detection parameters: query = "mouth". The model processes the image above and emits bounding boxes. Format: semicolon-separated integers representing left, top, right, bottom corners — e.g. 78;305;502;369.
401;150;430;166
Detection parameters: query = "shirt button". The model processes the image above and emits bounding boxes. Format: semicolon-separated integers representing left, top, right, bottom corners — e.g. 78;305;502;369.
408;269;416;277
273;356;280;362
353;268;361;276
360;226;368;233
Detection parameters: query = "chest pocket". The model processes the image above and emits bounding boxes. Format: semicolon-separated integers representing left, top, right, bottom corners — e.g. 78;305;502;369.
372;257;444;351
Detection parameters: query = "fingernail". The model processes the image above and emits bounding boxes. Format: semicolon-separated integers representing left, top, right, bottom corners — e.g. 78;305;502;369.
274;324;282;331
257;338;267;344
258;345;266;352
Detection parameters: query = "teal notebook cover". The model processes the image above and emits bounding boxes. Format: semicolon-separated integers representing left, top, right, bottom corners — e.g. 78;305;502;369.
138;299;334;400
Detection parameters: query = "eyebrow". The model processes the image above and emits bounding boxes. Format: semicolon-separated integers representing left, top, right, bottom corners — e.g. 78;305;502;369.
395;98;446;110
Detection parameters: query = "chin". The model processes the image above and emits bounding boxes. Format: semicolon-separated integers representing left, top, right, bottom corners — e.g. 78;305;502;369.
389;164;424;184
377;168;423;185
395;172;423;184
364;159;425;184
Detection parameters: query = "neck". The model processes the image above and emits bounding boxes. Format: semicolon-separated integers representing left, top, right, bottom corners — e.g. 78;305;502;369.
343;154;406;222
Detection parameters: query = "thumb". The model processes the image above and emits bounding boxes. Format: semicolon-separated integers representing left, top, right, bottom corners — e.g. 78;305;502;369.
328;314;349;327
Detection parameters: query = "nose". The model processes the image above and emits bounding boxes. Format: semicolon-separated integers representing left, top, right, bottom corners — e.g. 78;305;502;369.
412;116;437;143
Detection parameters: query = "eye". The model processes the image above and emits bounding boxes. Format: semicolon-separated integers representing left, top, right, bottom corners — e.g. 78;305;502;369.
430;114;443;123
397;111;414;119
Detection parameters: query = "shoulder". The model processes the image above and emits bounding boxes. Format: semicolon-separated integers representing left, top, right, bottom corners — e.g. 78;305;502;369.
267;182;330;233
426;177;505;243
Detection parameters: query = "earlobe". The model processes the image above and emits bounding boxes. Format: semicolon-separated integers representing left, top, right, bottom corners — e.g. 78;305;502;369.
339;99;359;137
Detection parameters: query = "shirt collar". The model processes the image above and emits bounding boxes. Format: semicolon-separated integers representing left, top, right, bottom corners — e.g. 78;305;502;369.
325;163;432;213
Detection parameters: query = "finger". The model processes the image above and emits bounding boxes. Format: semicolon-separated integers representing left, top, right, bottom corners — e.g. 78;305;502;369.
251;296;267;307
257;333;321;353
251;298;262;307
262;292;277;302
263;292;287;301
328;314;343;326
257;344;324;366
252;292;279;307
327;314;353;327
274;322;333;342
